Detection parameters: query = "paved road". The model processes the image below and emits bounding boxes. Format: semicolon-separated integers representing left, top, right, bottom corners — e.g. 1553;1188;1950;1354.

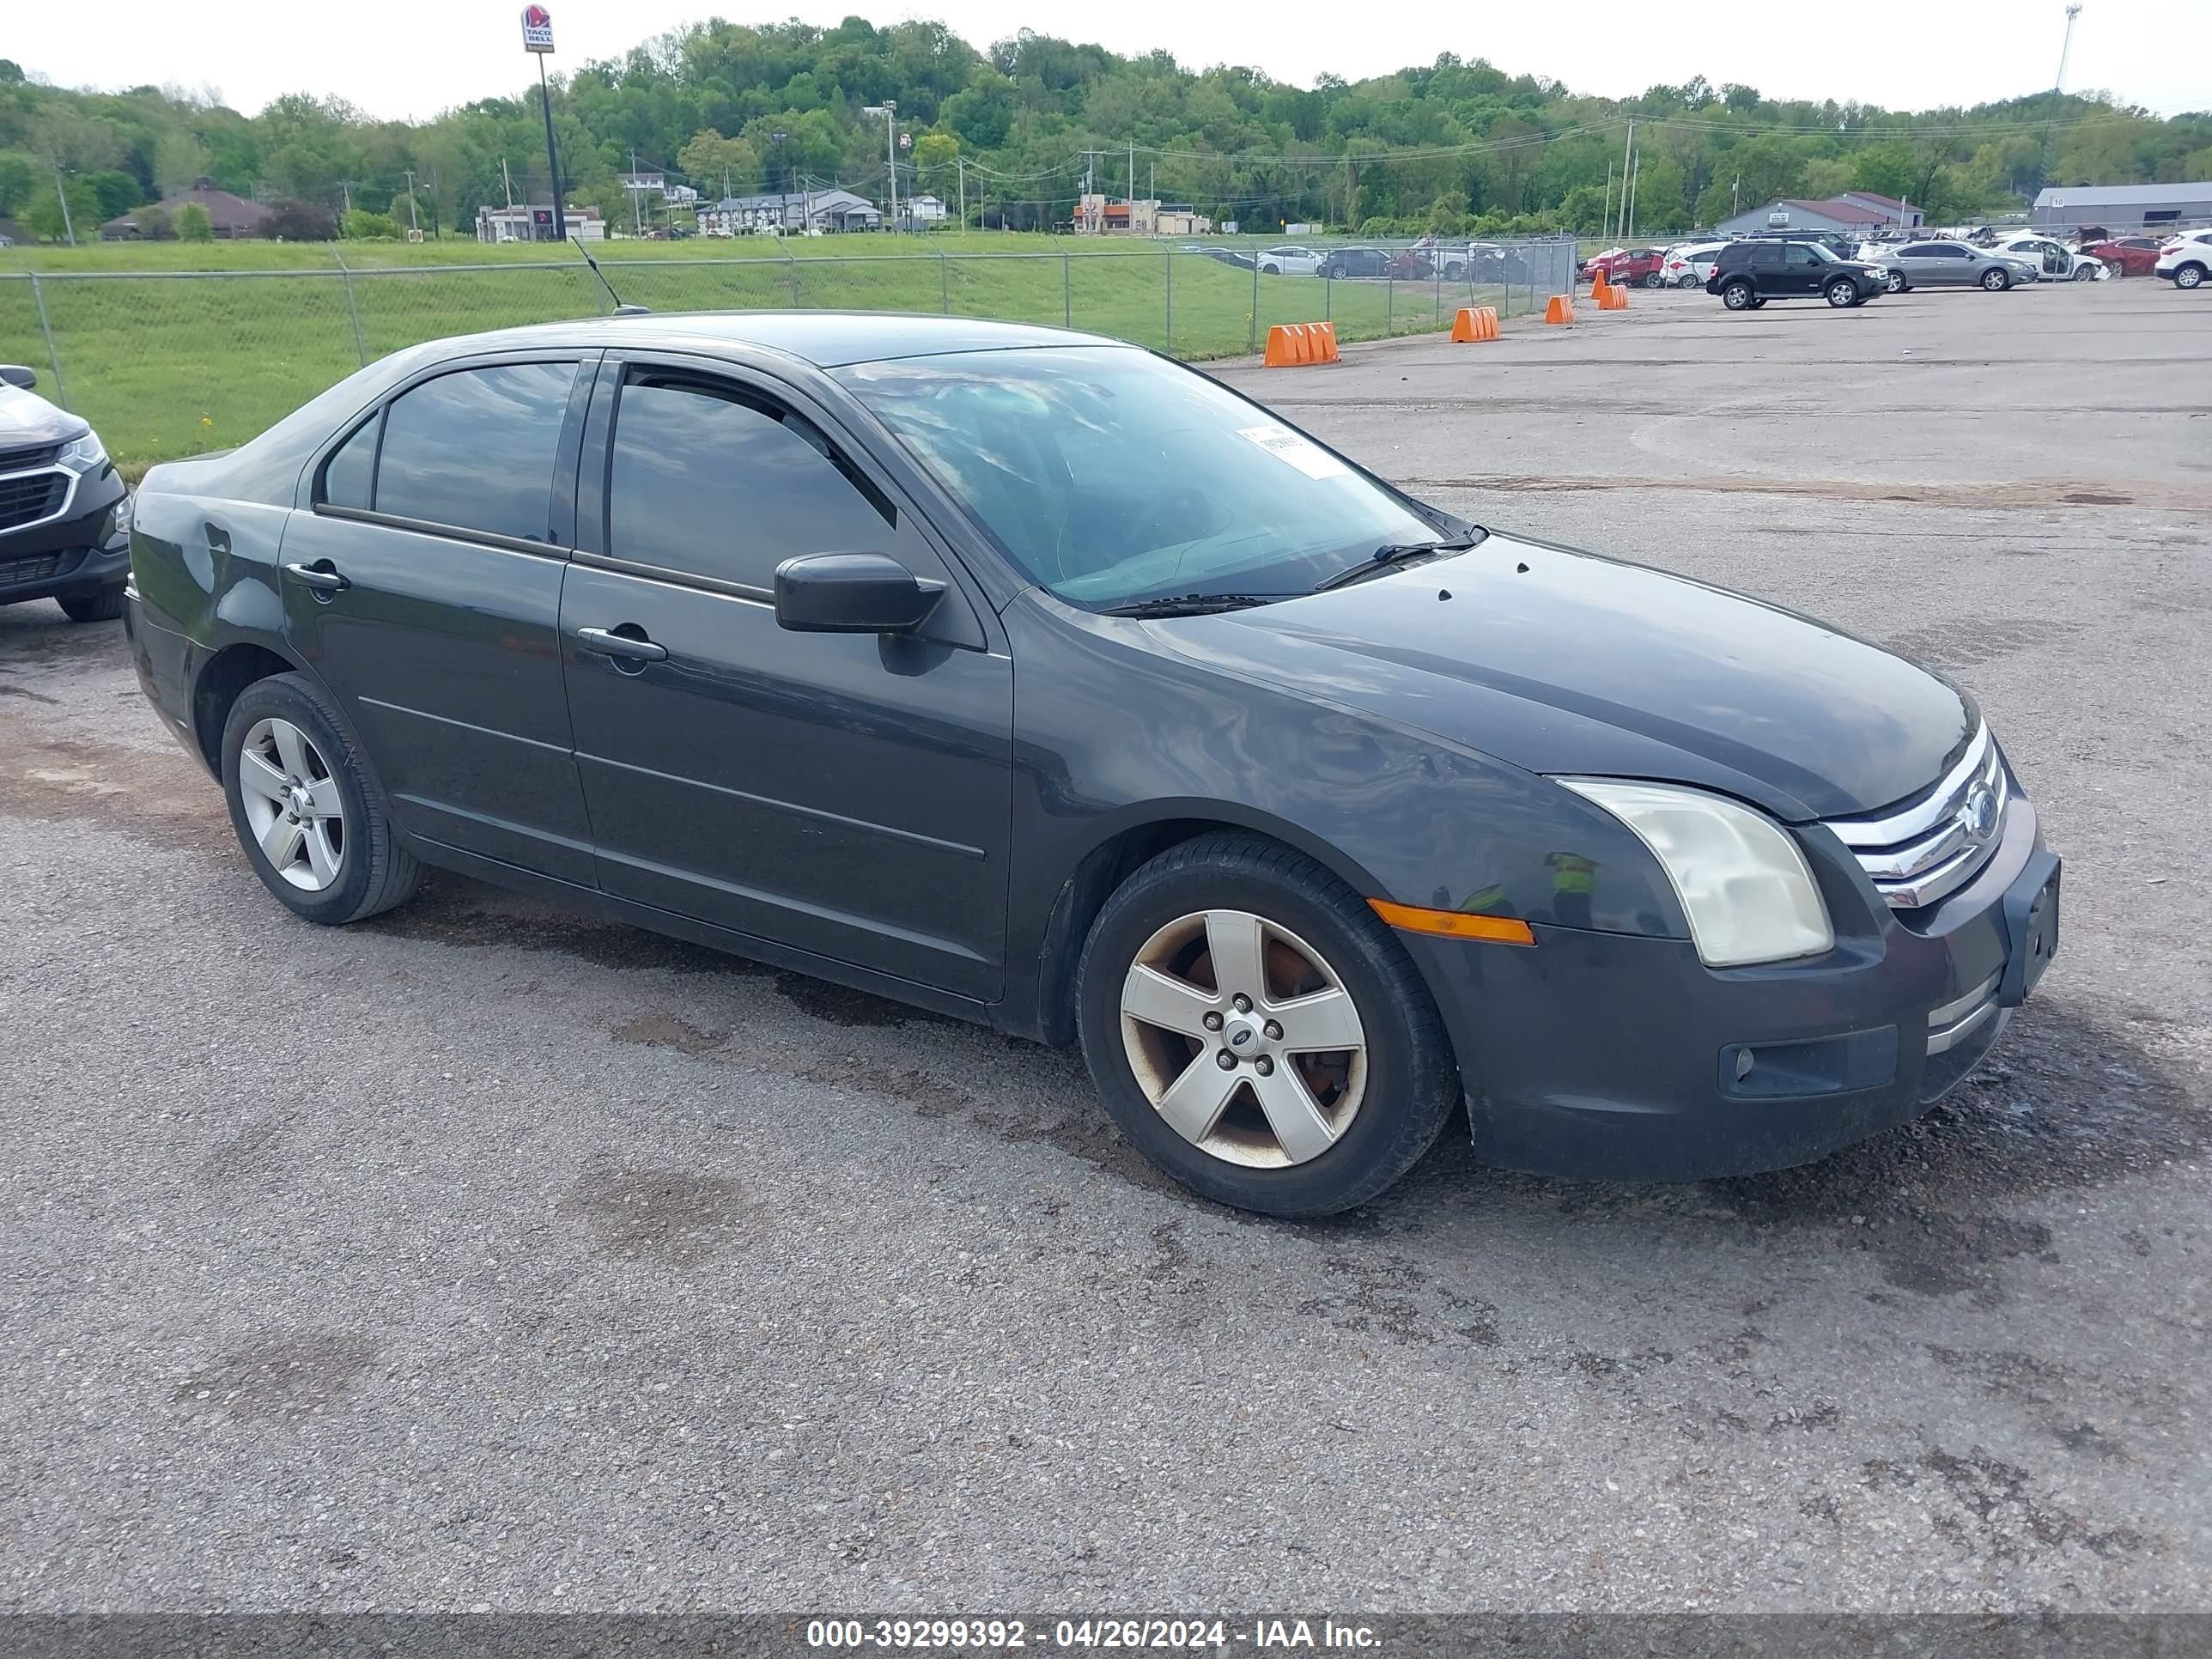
3;278;2207;1614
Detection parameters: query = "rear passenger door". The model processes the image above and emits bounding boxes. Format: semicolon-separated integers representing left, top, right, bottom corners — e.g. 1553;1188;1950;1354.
283;352;599;884
557;354;1013;1000
1746;242;1785;295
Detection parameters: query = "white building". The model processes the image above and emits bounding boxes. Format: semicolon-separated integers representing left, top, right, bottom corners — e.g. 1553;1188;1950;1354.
695;189;882;235
474;204;605;244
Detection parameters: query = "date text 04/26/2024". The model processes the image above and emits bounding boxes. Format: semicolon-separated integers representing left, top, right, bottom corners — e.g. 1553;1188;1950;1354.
805;1618;1382;1649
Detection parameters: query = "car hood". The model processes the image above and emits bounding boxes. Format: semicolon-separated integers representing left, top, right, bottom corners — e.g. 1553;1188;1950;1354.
0;385;88;448
1153;535;1976;823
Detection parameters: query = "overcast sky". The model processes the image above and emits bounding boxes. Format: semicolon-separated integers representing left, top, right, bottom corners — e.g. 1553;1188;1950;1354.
13;1;2207;123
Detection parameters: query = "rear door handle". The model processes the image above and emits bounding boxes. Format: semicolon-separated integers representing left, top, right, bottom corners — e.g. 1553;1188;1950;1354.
575;626;668;663
283;561;349;593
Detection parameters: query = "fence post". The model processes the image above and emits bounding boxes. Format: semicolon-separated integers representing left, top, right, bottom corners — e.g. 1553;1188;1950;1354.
1163;244;1172;354
1434;260;1441;330
1248;257;1260;354
1325;270;1333;322
1386;274;1393;334
27;274;67;411
1062;250;1071;328
787;254;801;308
331;247;369;368
939;249;950;314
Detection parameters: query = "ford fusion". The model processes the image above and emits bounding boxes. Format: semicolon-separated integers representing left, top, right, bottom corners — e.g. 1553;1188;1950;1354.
123;315;2060;1216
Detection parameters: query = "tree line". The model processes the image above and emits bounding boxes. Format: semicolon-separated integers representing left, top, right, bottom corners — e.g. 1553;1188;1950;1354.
2;23;2207;243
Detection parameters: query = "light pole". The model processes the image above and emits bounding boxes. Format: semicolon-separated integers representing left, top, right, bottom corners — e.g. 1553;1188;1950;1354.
2037;4;2085;204
864;102;897;230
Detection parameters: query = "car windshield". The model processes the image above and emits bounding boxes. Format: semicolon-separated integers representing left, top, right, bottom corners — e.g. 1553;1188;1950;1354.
837;347;1449;609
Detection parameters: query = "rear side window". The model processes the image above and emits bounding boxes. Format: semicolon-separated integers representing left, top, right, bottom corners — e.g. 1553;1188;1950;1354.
1748;244;1782;268
319;414;378;511
374;362;577;543
605;374;894;591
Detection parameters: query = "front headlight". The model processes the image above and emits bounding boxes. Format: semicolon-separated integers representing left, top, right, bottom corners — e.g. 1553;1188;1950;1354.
1557;780;1834;967
58;430;109;472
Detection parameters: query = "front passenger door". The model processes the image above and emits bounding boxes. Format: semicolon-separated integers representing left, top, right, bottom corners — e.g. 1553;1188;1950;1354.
1783;243;1826;294
558;358;1014;1000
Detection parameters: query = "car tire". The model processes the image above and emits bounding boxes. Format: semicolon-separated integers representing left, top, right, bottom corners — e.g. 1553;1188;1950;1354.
2177;264;2206;290
1676;272;1700;289
1074;834;1460;1218
58;585;126;623
220;671;422;927
1721;279;1756;310
1982;268;2011;291
1748;295;1768;308
1443;262;1464;281
1826;278;1860;307
1884;270;1908;294
1261;264;1279;276
2070;264;2096;282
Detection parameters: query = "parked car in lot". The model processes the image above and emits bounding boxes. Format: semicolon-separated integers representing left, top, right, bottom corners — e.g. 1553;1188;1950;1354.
1581;246;1667;287
1257;245;1323;276
2154;228;2212;289
123;313;2062;1217
2082;235;2161;276
1866;240;2039;293
1661;241;1728;288
1318;246;1391;279
1706;240;1887;309
1988;234;2105;281
0;365;133;623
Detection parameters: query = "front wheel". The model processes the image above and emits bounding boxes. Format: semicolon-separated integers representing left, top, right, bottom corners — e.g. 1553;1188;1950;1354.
1721;279;1756;310
1826;278;1860;307
221;672;422;927
1443;262;1465;281
1748;295;1768;308
58;586;126;623
1884;269;1908;294
2071;264;2097;282
1075;836;1460;1217
1981;267;2011;291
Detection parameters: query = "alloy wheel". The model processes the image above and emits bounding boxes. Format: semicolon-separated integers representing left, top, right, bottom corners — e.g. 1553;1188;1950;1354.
236;717;345;890
1118;908;1368;1169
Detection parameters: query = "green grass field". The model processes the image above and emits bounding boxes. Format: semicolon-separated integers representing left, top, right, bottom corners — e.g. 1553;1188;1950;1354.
1;236;1543;474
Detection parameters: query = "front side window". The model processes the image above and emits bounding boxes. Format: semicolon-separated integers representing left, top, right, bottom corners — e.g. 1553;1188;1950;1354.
838;347;1449;610
374;362;577;543
1786;245;1826;267
606;374;893;591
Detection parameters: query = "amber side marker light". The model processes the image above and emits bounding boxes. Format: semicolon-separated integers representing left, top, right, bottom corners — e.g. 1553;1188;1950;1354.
1368;899;1536;945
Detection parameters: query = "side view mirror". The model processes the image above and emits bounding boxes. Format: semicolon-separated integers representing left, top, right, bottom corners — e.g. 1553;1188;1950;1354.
0;365;38;391
774;552;945;635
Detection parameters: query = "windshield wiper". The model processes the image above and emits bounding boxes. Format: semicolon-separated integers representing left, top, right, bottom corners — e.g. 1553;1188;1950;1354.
1312;535;1480;592
1099;592;1287;618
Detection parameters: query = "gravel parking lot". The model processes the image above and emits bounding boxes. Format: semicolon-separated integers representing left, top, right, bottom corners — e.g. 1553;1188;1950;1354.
3;278;2208;1615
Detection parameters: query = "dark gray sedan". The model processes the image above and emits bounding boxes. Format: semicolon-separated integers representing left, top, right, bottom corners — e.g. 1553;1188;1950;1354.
122;314;2061;1216
1870;239;2041;293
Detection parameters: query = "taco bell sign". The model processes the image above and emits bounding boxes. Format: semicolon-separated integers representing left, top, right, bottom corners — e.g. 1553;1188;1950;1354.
521;5;555;52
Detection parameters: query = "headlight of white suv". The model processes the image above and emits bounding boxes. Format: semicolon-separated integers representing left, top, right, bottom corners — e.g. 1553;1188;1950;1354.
1557;780;1834;967
58;430;109;472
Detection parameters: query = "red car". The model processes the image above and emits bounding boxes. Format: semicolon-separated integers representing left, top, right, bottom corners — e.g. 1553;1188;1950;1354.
1579;246;1668;288
2085;236;2161;277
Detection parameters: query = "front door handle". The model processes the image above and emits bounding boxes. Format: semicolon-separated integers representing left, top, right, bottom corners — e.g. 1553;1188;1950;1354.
575;625;668;663
283;561;349;594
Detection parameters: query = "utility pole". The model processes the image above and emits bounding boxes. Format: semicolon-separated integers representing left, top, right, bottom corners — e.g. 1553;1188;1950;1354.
1128;142;1135;204
52;164;76;246
501;157;514;209
1733;177;1741;218
1626;149;1640;240
2037;4;2085;204
629;148;643;235
1617;119;1635;240
1602;163;1613;240
402;168;420;234
864;103;898;231
957;157;965;233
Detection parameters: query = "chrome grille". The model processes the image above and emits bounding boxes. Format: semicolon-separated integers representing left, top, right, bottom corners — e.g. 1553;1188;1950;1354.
1826;725;2008;910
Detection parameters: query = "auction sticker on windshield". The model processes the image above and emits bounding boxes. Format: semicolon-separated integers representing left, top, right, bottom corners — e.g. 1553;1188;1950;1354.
1238;424;1350;479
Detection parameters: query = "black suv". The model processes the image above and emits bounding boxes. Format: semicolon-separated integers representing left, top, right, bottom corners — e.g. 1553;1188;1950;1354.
1705;240;1887;310
1;366;131;622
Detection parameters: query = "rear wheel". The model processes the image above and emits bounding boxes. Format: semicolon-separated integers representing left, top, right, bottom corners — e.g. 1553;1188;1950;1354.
1443;262;1464;281
1981;267;2011;291
2176;263;2206;290
1884;269;1908;294
1076;836;1459;1217
1261;263;1279;276
1642;270;1663;289
1676;271;1700;289
1748;295;1768;308
1721;278;1756;310
221;672;421;927
58;586;126;623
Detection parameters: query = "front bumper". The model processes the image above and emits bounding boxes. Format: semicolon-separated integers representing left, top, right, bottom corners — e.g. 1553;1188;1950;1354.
1408;798;2059;1182
0;472;130;607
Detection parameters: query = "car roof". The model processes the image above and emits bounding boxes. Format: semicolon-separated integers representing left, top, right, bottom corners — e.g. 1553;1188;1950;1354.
427;311;1127;370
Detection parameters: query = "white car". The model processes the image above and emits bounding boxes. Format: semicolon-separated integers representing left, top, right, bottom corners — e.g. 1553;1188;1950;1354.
1257;245;1324;276
1660;241;1727;288
1989;234;2106;282
2154;228;2212;289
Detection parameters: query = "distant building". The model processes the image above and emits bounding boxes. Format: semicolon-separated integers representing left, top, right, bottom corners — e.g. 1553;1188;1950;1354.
100;179;270;240
1715;193;1923;239
475;204;605;243
1073;194;1214;236
695;189;881;235
2033;181;2212;230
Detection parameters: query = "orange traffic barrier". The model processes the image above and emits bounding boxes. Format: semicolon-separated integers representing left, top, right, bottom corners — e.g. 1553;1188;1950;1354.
1598;282;1629;310
1590;271;1612;302
1262;320;1341;367
1449;306;1499;343
1544;294;1575;325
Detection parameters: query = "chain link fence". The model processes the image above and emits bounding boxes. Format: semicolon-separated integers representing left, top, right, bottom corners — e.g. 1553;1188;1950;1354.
0;236;1576;473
